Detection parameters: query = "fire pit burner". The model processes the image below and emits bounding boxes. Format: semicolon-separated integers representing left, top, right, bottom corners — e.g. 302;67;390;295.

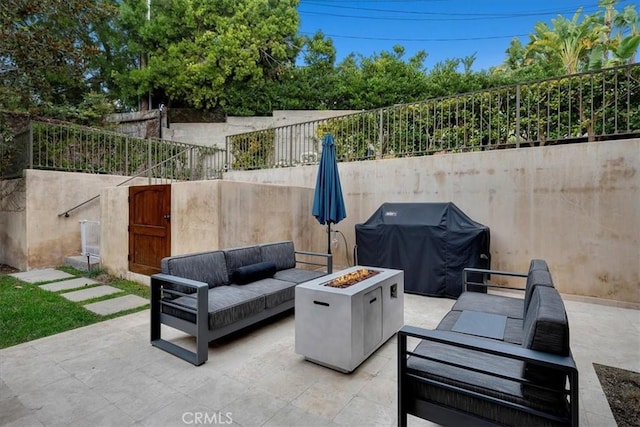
323;268;379;288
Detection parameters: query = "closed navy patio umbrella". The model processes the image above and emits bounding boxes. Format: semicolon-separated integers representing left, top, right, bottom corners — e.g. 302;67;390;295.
312;134;347;255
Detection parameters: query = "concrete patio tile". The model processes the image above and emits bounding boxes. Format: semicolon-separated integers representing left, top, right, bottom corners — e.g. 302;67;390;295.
220;389;288;427
9;268;73;283
112;380;184;422
263;403;338;427
17;376;110;426
356;375;397;409
91;369;163;405
139;395;216;427
291;381;357;420
2;414;45;427
333;395;396;426
252;367;317;401
186;374;251;411
58;350;138;389
61;285;122;302
83;295;148;315
0;351;71;396
68;404;136;427
39;277;100;292
0;381;31;426
30;327;137;364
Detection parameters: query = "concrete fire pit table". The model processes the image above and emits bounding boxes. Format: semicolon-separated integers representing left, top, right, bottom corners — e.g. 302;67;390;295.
295;266;404;373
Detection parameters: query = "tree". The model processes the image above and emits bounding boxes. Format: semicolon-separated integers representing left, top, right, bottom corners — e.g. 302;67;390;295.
610;4;639;64
0;0;117;110
112;0;301;115
271;31;340;110
526;8;608;75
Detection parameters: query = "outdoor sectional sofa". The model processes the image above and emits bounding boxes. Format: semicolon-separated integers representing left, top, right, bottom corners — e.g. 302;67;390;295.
150;241;332;365
398;259;579;426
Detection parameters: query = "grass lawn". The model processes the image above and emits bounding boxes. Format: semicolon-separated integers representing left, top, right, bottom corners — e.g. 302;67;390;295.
0;268;150;349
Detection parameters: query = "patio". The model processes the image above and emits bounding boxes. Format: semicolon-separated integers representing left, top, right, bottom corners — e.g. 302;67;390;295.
1;292;638;427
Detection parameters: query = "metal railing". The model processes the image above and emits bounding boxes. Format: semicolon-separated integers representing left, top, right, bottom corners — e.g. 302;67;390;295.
1;120;228;181
225;63;640;170
2;64;639;180
0;126;31;179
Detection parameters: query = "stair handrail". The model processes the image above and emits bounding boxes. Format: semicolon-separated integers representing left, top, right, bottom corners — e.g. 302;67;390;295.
58;148;191;218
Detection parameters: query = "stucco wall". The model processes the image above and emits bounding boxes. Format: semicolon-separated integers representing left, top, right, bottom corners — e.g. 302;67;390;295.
7;138;639;304
167;110;359;148
100;180;327;280
223;139;640;304
0;170;146;270
0;178;27;269
26;170;138;269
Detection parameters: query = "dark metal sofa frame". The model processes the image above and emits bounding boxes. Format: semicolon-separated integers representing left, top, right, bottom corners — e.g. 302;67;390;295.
151;250;332;366
398;327;579;426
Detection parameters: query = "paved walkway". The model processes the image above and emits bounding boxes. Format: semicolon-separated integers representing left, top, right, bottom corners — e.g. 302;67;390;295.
9;268;148;316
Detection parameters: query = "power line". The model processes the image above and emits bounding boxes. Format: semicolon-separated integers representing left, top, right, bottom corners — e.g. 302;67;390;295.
301;1;599;18
299;31;528;43
298;7;605;22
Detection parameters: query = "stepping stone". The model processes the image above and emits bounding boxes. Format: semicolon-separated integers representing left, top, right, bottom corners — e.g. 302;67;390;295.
40;277;100;292
83;295;149;316
61;285;122;302
10;268;74;283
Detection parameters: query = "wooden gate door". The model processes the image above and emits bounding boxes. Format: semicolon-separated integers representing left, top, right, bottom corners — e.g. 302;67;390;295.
128;184;171;275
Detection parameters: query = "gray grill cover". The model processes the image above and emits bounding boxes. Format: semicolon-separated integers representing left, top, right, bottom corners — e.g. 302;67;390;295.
355;202;490;298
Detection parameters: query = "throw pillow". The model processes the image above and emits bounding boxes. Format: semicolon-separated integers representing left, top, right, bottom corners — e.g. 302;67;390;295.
232;261;277;285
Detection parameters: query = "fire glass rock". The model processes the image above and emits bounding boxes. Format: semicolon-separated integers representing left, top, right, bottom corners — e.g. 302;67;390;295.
323;268;379;288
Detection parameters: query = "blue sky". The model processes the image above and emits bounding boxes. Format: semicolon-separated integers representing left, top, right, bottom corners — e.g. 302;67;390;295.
297;0;634;71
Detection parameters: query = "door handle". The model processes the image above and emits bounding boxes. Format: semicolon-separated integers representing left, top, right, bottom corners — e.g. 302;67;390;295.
163;214;171;222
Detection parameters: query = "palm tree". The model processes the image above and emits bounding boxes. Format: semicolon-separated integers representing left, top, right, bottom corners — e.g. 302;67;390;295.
526;8;608;75
612;5;639;64
588;3;639;69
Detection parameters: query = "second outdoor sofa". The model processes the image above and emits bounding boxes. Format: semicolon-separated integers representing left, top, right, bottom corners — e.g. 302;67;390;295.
150;241;332;365
398;259;579;426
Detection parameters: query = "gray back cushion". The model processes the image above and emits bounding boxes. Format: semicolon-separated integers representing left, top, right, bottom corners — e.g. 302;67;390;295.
528;259;549;273
521;286;570;403
523;286;569;355
260;241;296;271
224;246;263;273
161;251;229;288
523;269;554;318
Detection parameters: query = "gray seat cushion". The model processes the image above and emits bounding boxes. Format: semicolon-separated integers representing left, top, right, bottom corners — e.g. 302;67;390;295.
274;268;326;284
161;250;229;289
451;293;524;319
406;340;569;426
166;286;266;330
260;241;296;271
437;310;524;345
231;278;296;309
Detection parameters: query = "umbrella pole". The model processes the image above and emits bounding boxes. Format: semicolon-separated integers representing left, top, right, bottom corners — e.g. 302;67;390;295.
327;223;331;255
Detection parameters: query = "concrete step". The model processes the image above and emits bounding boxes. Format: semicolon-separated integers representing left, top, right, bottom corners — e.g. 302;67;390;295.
10;269;74;283
61;285;122;302
84;295;149;316
65;255;101;272
40;277;100;292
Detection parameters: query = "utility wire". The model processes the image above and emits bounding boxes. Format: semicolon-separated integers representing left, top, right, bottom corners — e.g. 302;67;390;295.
301;2;600;18
299;31;528;42
298;8;605;22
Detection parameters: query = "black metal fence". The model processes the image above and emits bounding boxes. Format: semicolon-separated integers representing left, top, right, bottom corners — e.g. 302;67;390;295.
226;63;640;170
2;64;639;179
1;120;227;181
